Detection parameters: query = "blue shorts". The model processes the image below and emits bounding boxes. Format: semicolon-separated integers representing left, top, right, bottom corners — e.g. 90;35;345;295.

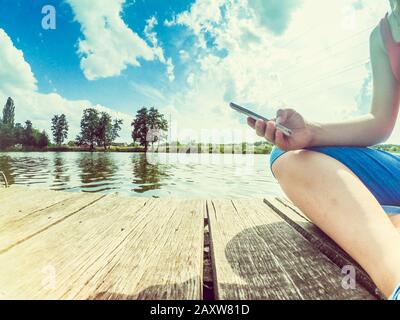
270;146;400;214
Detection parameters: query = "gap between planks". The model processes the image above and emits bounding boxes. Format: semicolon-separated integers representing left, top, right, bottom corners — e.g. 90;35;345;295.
0;187;379;300
207;198;377;300
0;188;205;300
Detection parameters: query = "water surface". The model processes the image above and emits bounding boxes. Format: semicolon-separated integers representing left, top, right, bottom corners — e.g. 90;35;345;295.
0;152;284;199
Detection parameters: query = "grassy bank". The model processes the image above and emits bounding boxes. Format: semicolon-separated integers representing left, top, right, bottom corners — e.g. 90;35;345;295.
1;143;398;155
0;143;274;154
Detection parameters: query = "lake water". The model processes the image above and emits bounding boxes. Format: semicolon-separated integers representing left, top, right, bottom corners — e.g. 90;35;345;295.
0;152;284;199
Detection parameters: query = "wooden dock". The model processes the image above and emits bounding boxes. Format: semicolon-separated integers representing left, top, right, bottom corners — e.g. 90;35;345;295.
0;186;382;300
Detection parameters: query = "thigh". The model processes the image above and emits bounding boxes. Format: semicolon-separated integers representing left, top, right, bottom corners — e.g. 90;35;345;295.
270;146;400;207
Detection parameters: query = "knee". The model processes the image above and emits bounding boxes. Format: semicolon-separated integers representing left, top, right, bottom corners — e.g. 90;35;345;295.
271;149;314;182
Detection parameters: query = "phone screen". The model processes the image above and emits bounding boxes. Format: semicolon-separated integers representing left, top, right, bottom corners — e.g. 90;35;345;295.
229;102;269;122
229;102;292;137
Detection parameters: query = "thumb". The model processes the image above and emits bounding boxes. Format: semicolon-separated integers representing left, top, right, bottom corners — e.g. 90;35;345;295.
276;109;288;124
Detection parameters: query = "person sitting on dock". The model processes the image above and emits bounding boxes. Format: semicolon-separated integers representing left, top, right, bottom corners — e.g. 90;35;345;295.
248;0;400;300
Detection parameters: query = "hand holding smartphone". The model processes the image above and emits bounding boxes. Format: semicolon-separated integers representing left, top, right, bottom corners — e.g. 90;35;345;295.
229;102;292;137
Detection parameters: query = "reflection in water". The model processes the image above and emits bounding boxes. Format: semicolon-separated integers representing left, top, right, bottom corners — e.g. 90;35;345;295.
52;153;70;190
0;154;50;186
77;153;119;193
0;152;284;198
131;153;169;194
0;155;15;185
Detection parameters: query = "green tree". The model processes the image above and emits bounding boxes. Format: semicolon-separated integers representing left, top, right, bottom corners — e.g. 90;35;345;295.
148;107;168;149
0;98;16;149
22;120;35;146
13;123;24;145
0;126;15;149
96;112;112;149
51;114;69;145
111;118;123;143
2;97;15;128
76;108;100;150
96;112;123;150
37;130;49;148
132;107;149;152
131;107;168;152
76;108;123;151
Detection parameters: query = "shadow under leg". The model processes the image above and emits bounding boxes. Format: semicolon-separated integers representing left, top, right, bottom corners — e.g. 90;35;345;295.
272;149;400;298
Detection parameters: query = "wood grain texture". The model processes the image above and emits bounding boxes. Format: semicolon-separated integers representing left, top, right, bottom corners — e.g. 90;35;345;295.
208;198;375;300
0;186;379;300
0;189;104;253
0;186;73;214
0;190;204;300
264;197;383;299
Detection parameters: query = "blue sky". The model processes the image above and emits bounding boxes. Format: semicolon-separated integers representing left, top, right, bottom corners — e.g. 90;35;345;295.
0;0;395;143
0;0;193;113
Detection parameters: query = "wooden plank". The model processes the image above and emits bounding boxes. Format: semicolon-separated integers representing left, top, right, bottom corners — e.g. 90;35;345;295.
208;198;375;300
0;195;204;300
264;197;384;299
0;186;51;203
87;199;205;300
0;192;104;253
0;186;75;218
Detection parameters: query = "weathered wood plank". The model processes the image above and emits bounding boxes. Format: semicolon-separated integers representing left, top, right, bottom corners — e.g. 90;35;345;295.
208;198;375;300
0;195;204;300
0;186;49;204
0;191;104;253
86;199;205;300
264;197;383;299
0;186;75;218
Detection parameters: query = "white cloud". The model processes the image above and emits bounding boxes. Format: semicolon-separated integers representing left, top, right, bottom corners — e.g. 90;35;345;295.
144;16;159;47
166;57;175;82
186;73;195;86
0;28;133;142
179;49;190;62
165;0;226;49
163;0;399;143
67;0;174;81
0;29;37;94
143;16;175;82
130;82;166;102
2;0;398;145
248;0;303;35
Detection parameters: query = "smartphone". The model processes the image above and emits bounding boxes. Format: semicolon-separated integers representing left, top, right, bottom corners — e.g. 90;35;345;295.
230;102;292;137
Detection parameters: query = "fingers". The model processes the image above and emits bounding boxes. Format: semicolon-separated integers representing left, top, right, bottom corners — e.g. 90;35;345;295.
265;121;276;144
251;118;289;147
255;120;266;137
247;117;256;129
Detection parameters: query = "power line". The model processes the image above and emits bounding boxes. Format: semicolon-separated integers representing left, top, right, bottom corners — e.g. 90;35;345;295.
279;40;368;78
270;23;375;80
277;23;320;48
269;58;370;101
282;76;368;103
254;20;378;110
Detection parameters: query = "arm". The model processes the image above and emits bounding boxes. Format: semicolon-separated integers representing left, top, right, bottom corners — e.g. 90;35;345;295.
248;26;400;150
309;26;400;147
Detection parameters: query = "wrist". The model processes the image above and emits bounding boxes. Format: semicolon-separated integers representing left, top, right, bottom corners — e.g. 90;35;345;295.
307;121;322;147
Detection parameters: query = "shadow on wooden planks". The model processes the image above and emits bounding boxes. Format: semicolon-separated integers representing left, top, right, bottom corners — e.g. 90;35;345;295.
219;222;376;300
90;278;200;300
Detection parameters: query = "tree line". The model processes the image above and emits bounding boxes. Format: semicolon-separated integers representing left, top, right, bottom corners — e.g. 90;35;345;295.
0;97;49;149
0;97;169;152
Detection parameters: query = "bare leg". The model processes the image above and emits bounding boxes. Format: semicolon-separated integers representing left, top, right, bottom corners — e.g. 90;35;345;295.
272;150;400;298
389;215;400;233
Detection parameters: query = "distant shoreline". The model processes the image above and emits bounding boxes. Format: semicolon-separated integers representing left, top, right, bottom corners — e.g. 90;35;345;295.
0;144;399;155
0;144;274;155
